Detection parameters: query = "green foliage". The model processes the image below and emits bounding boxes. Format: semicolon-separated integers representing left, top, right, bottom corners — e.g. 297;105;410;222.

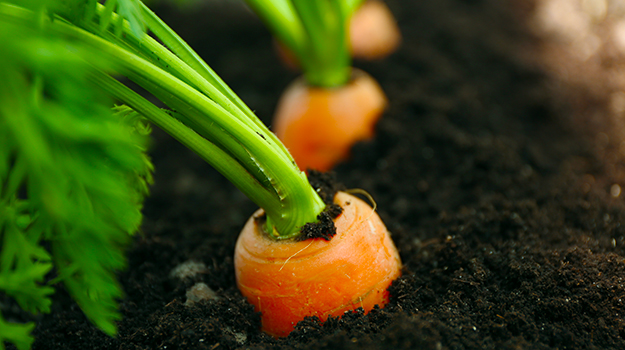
0;3;153;348
0;0;324;347
243;0;351;87
98;0;146;38
0;318;35;350
44;0;146;39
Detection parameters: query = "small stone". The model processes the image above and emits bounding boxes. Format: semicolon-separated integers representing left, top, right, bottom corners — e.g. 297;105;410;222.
169;260;207;280
224;326;247;344
185;283;219;306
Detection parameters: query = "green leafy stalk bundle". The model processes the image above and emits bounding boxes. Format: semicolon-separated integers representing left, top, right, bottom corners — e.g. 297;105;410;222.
244;0;365;87
0;0;325;348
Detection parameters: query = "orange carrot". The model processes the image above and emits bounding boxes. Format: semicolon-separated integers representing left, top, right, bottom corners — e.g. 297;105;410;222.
234;191;402;337
349;0;402;60
273;69;387;171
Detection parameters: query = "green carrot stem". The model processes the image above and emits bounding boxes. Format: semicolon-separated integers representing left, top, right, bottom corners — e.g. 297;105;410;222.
93;3;296;166
243;0;352;87
139;4;258;122
0;2;325;238
241;0;306;58
290;0;351;87
89;71;282;215
342;0;365;15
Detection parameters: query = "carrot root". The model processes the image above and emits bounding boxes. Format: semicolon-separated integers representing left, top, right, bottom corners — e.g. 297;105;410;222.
349;0;402;60
273;69;387;171
234;191;402;337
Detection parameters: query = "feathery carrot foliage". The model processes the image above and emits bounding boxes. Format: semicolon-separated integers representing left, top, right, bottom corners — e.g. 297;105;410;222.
0;0;325;348
0;6;152;347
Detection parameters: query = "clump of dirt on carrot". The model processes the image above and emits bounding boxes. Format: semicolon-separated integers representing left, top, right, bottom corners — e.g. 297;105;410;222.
234;190;402;337
273;69;387;172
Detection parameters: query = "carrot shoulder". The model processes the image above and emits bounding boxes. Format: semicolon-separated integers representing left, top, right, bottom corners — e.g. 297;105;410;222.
273;69;387;171
234;191;402;337
349;0;402;60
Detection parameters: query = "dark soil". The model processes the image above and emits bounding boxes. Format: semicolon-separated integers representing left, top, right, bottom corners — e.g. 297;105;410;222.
15;0;625;349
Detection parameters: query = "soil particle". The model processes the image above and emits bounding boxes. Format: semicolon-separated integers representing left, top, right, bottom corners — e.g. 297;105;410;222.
297;207;342;241
295;170;344;241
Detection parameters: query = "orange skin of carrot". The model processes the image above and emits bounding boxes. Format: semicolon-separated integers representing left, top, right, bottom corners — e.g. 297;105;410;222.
350;0;402;60
273;69;387;172
234;191;402;337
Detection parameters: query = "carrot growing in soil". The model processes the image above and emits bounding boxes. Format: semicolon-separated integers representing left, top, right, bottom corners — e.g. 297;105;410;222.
244;0;391;171
236;191;401;337
0;0;401;346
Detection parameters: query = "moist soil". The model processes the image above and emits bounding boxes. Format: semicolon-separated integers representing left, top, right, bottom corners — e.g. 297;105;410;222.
13;0;625;349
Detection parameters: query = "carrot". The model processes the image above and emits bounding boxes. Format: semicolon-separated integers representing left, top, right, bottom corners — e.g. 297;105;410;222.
349;0;402;60
244;0;392;170
235;191;402;337
273;69;387;171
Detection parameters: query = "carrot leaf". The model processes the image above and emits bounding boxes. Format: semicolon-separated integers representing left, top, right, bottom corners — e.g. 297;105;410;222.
0;318;35;350
0;0;329;346
0;10;152;347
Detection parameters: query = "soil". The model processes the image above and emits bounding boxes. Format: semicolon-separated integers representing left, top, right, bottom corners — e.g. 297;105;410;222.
11;0;625;349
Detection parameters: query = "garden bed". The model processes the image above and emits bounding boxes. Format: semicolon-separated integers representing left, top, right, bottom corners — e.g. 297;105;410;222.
20;0;625;348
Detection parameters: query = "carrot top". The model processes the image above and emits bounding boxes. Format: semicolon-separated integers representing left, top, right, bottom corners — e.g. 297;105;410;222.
8;0;326;239
0;3;329;344
243;0;366;87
